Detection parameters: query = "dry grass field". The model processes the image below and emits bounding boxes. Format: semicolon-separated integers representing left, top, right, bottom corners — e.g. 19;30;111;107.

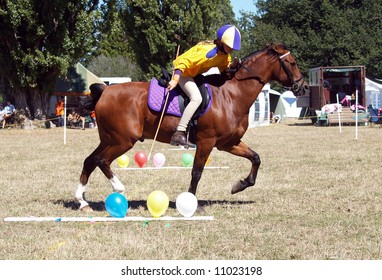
0;120;381;260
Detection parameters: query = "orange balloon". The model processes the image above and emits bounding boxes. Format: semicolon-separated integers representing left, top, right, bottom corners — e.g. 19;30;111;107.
205;155;211;166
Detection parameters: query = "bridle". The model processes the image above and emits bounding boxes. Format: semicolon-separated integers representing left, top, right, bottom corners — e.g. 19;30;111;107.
237;50;304;94
278;51;304;93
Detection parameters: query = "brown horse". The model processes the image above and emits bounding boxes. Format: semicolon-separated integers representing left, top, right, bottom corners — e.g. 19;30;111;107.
75;43;309;210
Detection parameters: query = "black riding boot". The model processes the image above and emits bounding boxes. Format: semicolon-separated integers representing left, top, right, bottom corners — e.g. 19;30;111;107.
170;130;188;146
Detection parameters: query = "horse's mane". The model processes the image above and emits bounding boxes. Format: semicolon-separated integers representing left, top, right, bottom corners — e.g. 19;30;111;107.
242;43;288;60
236;43;289;84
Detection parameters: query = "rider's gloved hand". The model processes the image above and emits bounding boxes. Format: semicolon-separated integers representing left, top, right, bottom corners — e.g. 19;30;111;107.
230;57;240;70
167;79;178;91
168;73;180;91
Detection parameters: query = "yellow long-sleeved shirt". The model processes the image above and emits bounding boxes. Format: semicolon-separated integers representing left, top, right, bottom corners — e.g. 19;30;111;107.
173;42;231;77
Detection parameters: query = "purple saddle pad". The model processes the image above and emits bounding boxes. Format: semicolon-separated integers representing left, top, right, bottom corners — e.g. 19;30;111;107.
148;78;181;116
147;78;212;117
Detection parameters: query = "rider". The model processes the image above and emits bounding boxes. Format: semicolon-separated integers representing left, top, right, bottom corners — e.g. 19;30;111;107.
168;24;241;146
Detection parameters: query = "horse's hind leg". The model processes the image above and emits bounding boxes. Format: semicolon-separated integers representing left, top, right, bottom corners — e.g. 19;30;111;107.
219;141;261;194
96;143;132;193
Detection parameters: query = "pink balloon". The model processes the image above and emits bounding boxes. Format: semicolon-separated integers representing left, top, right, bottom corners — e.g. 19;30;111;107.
134;151;147;168
153;153;166;167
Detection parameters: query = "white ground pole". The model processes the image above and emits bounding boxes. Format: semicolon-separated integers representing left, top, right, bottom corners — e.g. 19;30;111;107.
336;93;342;133
116;166;229;171
4;216;214;222
64;96;67;145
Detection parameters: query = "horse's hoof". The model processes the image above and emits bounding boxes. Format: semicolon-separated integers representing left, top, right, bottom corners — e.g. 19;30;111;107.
196;205;206;214
231;180;248;194
80;205;93;212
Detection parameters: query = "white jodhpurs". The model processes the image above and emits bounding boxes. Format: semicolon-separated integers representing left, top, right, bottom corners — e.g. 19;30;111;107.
177;76;202;132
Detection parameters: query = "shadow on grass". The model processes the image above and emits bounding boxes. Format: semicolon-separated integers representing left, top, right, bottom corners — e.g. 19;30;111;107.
54;199;256;212
287;121;315;126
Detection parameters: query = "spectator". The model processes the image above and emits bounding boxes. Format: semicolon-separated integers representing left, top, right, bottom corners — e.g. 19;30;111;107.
78;110;88;130
5;100;15;114
323;80;331;90
350;93;356;106
0;104;6;128
336;90;349;106
55;96;65;127
2;100;15;128
67;111;74;125
90;110;97;128
67;110;78;128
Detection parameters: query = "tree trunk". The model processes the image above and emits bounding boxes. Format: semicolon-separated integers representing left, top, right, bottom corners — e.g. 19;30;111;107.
7;86;49;120
12;87;30;118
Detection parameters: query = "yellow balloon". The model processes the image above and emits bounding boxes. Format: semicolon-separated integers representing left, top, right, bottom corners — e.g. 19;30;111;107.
147;190;169;218
117;155;129;168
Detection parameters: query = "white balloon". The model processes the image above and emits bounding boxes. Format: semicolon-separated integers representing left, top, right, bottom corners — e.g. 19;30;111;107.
176;192;198;217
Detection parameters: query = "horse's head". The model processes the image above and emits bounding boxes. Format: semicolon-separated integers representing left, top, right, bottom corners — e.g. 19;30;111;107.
237;44;309;96
267;44;309;96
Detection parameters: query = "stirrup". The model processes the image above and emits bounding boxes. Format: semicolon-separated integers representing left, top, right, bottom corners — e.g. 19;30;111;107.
170;131;195;148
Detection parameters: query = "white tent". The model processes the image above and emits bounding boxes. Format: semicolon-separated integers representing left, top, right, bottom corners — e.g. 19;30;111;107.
279;90;303;118
248;84;282;127
365;78;382;109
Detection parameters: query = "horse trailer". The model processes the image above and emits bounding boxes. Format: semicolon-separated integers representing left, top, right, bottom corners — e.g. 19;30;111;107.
297;66;366;122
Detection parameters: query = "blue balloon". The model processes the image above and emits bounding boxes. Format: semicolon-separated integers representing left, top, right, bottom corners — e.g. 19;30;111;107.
105;193;128;218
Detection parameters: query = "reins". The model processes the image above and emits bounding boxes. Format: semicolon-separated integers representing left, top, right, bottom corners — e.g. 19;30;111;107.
236;61;266;84
234;51;266;84
235;48;303;93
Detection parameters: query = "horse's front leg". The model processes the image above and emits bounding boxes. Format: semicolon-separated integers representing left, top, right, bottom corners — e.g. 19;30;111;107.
76;151;99;210
188;142;215;212
188;142;215;195
219;141;261;194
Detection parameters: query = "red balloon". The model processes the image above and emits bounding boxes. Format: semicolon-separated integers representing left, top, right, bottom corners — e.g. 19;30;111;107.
134;151;147;168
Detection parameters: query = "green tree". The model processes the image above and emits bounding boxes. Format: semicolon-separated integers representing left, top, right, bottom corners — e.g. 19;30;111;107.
0;0;101;118
119;0;236;79
96;0;127;58
87;55;143;81
239;0;382;78
86;0;144;81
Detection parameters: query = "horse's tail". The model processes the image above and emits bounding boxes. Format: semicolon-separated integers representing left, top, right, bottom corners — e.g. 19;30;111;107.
89;83;106;107
78;83;106;111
